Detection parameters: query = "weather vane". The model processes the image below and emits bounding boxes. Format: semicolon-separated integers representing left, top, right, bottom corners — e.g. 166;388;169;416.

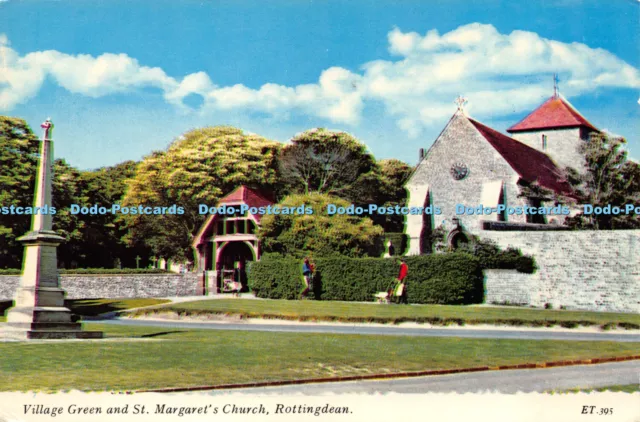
454;95;468;112
553;73;559;98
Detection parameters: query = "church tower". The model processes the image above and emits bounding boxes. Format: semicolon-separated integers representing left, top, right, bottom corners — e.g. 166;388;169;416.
507;93;599;173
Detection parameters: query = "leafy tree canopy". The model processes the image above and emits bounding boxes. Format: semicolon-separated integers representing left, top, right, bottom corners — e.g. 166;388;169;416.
258;193;385;259
277;128;380;204
121;126;281;260
563;133;640;229
0;117;39;267
374;158;413;232
0;116;142;268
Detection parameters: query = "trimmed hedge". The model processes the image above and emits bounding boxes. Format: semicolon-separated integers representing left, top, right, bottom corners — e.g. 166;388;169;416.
247;259;302;300
472;242;537;274
0;268;168;275
445;236;537;274
60;268;169;274
0;269;20;275
248;253;484;304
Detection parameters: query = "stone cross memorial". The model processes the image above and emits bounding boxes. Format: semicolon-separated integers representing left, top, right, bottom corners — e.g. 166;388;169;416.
3;118;102;340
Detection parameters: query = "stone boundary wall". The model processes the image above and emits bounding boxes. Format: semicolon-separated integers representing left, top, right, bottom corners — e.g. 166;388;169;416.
0;273;202;301
482;230;640;313
483;269;534;306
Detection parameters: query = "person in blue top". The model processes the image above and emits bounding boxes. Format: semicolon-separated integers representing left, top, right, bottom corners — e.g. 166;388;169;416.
301;257;314;299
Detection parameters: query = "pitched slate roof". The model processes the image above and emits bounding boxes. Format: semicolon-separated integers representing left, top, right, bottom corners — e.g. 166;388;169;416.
507;96;598;133
469;118;574;196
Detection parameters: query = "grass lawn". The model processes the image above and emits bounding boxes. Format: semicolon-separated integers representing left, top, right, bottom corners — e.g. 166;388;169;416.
0;322;638;392
547;384;640;394
131;299;640;329
0;298;170;322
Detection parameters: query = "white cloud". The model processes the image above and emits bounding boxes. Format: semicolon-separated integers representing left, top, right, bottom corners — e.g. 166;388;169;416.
1;23;639;136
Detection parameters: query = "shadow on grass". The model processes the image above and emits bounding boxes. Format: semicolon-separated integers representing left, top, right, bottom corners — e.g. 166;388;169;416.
65;299;135;316
139;330;187;338
1;299;162;321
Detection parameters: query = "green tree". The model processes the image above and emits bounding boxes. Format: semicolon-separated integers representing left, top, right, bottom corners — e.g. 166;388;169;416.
373;158;412;232
60;160;149;268
1;116;149;268
564;134;640;229
277;128;380;203
0;117;39;267
121;126;281;261
258;193;385;259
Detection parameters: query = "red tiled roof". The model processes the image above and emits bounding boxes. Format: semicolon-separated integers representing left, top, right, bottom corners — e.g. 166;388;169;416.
507;96;598;133
218;185;274;210
469;118;574;196
192;186;274;247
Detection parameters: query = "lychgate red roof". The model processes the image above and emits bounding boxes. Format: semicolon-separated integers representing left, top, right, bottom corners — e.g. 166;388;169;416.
192;186;274;247
469;118;574;196
507;96;598;133
218;185;273;209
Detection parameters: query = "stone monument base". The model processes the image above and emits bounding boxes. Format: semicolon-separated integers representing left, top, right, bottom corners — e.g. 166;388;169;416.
4;305;103;340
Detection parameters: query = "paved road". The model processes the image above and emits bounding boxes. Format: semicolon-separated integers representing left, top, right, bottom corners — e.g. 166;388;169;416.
215;361;640;394
95;318;640;342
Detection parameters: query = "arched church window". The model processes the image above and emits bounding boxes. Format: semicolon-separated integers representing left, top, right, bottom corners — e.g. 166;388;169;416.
542;134;548;151
526;198;546;224
498;188;506;222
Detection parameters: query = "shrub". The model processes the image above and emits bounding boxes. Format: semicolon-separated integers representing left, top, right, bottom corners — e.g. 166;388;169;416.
248;253;484;304
466;239;536;274
404;254;484;304
0;269;20;275
315;257;396;301
62;268;169;274
258;193;385;259
247;259;302;300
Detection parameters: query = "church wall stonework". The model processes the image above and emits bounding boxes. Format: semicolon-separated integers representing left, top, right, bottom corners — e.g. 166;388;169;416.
0;273;202;301
510;128;585;172
406;113;529;254
482;230;640;313
484;269;534;306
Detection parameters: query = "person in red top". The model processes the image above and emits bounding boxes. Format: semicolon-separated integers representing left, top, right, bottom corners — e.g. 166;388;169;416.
395;258;409;304
397;259;408;281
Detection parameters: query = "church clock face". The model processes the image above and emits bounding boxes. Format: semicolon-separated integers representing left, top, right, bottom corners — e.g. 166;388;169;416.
450;162;469;180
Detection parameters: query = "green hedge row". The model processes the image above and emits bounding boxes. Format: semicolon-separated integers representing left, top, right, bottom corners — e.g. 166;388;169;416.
247;259;302;300
248;253;484;304
0;268;169;275
471;242;536;274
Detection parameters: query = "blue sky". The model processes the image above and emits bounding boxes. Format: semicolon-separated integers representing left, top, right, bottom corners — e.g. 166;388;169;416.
1;0;638;170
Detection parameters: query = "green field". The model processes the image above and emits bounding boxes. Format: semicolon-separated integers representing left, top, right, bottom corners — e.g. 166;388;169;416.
130;299;640;329
1;323;638;392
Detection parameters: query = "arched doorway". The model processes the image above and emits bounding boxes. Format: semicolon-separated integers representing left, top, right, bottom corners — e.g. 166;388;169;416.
216;241;256;292
448;231;469;250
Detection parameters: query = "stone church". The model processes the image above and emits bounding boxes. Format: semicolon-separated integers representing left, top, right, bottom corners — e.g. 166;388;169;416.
405;94;600;255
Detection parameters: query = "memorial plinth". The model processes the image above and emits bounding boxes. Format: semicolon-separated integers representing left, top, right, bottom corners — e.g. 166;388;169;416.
3;119;102;340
